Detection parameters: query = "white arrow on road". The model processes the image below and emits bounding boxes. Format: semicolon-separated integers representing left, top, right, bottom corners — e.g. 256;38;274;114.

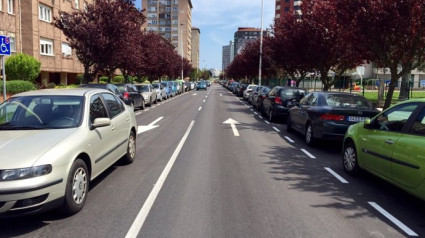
138;117;163;134
223;118;240;137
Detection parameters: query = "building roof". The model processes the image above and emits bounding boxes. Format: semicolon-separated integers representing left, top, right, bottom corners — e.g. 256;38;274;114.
192;27;201;33
237;27;261;32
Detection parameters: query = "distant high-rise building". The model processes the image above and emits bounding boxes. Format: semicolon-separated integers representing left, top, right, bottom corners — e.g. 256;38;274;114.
234;27;266;57
142;0;193;60
222;41;234;71
275;0;302;21
191;27;200;69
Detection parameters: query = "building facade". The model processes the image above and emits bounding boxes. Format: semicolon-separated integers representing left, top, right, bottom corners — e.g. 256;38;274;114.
191;27;200;69
275;0;302;20
0;0;91;86
234;27;266;57
222;41;234;71
142;0;193;61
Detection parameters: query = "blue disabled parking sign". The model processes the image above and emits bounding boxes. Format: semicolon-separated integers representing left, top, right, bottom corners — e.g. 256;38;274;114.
0;35;11;56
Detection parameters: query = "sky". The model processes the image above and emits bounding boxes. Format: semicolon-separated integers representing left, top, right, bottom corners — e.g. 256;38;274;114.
135;0;276;70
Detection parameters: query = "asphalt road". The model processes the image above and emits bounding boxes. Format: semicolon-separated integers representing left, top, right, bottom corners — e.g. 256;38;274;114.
1;84;425;238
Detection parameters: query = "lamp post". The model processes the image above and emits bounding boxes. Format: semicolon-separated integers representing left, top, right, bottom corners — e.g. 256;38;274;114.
258;0;264;86
180;23;184;81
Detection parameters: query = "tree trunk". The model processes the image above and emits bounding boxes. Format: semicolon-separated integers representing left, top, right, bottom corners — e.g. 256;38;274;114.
398;70;410;100
321;69;330;91
82;65;90;84
383;70;399;109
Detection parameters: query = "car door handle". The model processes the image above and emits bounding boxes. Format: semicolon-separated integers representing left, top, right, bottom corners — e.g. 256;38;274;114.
385;140;394;144
126;117;130;122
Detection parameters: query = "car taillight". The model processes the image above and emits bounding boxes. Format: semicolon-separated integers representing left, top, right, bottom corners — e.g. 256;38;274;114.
123;92;130;99
320;114;345;121
275;97;283;105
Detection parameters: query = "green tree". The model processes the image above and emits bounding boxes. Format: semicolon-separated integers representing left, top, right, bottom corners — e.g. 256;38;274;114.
5;53;41;82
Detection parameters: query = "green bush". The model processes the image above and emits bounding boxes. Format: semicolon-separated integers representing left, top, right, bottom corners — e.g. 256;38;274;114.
47;83;56;88
0;80;36;93
76;74;84;84
113;75;124;83
99;76;108;83
5;53;41;82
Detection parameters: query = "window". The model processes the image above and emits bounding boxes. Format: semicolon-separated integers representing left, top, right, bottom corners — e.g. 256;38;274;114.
9;36;15;52
40;38;53;56
39;4;52;22
0;0;3;11
61;42;72;57
74;0;79;9
375;103;420;132
90;95;108;124
410;108;425;135
7;0;13;14
101;93;124;118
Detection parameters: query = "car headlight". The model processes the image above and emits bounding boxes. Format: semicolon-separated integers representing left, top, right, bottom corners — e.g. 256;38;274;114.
0;165;52;181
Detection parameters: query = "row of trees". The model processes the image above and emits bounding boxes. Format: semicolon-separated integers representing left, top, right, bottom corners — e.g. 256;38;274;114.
54;0;193;84
226;0;425;109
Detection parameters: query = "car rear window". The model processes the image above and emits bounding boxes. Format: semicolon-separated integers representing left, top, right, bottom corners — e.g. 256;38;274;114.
280;89;305;99
325;94;372;109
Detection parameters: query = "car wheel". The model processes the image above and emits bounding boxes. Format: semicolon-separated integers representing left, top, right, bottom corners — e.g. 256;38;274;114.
141;100;145;110
121;131;136;164
287;115;294;133
343;141;360;175
61;159;89;215
149;98;152;106
305;123;315;146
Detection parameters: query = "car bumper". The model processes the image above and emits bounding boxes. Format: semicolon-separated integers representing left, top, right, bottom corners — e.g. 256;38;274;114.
313;121;351;141
0;176;66;217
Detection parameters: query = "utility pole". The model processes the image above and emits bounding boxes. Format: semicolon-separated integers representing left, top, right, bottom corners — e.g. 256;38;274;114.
258;0;264;86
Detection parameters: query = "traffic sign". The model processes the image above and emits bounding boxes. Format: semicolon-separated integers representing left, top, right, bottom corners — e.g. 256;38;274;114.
0;35;11;56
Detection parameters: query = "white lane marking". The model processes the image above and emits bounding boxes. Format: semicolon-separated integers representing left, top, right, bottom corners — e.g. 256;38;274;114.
220;94;223;96
136;112;142;116
254;112;258;115
301;149;316;159
284;136;294;143
137;117;164;134
259;116;263;119
264;120;270;124
324;167;348;184
198;107;202;111
151;106;156;109
368;202;418;237
203;100;206;103
193;93;197;95
273;127;280;133
250;109;254;111
223;118;240;137
126;121;195;238
206;96;208;98
145;109;150;111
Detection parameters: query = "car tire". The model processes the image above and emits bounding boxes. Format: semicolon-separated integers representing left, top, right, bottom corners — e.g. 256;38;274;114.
149;98;152;106
141;100;145;110
121;131;136;164
343;141;360;176
60;159;89;215
269;109;274;123
305;123;315;146
287;115;294;133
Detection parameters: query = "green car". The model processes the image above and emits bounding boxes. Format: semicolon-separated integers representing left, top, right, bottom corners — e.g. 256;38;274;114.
342;99;425;200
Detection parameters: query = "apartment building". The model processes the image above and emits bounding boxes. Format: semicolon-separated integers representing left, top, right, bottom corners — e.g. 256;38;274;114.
234;27;266;57
222;41;234;71
0;0;92;86
142;0;193;61
275;0;302;20
191;27;200;69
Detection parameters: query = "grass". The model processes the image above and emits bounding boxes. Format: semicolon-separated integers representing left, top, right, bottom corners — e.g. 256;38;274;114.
353;90;425;105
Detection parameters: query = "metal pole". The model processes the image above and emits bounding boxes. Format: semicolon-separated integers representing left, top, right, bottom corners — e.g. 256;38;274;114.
258;0;264;86
180;24;184;81
2;56;6;101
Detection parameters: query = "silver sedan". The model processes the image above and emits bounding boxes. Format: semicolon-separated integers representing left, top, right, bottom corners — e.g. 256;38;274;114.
0;88;138;217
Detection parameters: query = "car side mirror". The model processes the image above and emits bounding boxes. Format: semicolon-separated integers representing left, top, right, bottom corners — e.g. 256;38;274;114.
91;118;111;129
363;119;372;129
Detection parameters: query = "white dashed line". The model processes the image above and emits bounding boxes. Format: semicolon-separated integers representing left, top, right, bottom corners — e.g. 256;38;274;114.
198;107;202;111
250;109;254;111
324;167;348;184
254;112;258;115
284;136;294;143
203;100;206;103
144;109;150;112
264;120;270;124
272;127;280;133
368;202;418;236
301;149;316;159
259;116;263;119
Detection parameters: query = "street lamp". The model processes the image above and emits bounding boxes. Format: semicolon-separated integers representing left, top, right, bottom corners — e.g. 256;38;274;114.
180;23;184;81
258;0;264;86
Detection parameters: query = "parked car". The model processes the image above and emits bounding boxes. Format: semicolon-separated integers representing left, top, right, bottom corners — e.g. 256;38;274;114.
342;99;425;200
161;81;174;98
152;83;167;101
236;84;248;97
253;86;271;112
115;83;145;110
287;91;379;146
243;84;257;100
248;86;263;105
135;84;158;106
0;88;137;217
196;81;207;90
262;86;306;122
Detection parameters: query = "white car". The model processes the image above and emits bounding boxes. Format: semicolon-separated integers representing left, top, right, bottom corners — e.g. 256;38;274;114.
243;84;257;100
135;84;158;106
0;88;137;217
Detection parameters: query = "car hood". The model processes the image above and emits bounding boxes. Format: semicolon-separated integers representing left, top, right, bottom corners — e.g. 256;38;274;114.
0;129;77;168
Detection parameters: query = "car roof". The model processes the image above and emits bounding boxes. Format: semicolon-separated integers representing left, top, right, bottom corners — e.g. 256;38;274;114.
12;88;109;97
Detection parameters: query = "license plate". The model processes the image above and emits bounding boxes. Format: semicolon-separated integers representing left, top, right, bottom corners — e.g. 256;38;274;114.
287;101;292;106
347;116;368;122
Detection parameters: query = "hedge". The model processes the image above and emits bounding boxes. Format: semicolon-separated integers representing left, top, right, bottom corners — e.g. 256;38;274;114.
0;80;37;93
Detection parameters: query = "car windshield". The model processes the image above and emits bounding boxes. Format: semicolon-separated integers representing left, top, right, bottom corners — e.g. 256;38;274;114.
137;85;150;92
325;94;372;109
280;89;306;99
152;84;159;89
0;96;84;130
